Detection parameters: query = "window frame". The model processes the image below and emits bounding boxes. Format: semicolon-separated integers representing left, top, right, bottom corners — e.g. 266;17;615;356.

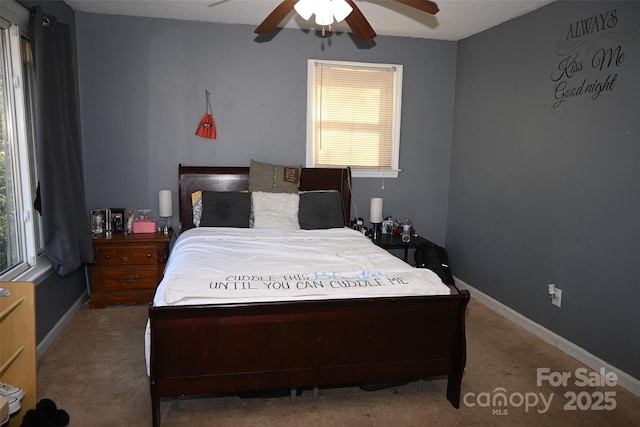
305;59;403;178
1;0;49;282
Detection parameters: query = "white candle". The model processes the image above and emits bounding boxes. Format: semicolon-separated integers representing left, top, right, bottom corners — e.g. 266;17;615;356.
159;190;172;218
370;197;383;223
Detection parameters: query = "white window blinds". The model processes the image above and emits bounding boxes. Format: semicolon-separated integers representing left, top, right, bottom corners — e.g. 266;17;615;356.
306;60;402;178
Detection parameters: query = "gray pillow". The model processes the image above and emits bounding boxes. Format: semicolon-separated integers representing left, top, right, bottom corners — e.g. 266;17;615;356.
249;159;301;193
298;191;344;229
200;191;251;227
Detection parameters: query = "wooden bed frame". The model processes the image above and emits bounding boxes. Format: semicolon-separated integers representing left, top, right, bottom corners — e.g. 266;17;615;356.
148;165;470;426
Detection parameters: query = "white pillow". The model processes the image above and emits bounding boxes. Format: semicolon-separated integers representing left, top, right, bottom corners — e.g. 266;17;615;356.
251;191;300;229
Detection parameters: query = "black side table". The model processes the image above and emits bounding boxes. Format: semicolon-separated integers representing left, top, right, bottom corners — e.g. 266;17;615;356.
372;233;434;263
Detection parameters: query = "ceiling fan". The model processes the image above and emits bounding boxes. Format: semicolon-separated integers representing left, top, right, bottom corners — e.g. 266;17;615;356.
255;0;439;41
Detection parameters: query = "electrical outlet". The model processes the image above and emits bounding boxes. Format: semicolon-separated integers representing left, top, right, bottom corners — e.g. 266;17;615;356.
552;288;562;307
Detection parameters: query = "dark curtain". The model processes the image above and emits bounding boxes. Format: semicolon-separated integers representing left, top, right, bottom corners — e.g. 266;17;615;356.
29;7;93;276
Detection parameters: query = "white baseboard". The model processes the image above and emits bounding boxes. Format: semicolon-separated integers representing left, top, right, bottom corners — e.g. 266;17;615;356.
36;292;89;360
456;277;640;398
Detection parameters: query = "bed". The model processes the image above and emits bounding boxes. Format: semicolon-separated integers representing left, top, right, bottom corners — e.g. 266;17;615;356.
147;164;470;427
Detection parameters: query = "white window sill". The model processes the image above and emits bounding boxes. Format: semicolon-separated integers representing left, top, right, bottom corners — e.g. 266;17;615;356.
351;169;400;178
15;255;53;285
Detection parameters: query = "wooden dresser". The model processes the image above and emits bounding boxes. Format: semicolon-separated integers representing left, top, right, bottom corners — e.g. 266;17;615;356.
0;281;36;426
90;231;171;309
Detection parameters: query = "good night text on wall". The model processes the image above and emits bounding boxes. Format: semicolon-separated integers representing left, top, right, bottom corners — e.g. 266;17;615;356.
550;8;639;114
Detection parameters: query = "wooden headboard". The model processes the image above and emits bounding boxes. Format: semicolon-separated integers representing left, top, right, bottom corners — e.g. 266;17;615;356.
178;165;352;232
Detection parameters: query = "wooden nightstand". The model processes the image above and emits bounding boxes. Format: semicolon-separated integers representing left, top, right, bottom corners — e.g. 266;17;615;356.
89;231;171;308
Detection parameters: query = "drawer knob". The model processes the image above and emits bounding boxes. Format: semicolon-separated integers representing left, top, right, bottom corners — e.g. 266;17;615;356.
123;275;139;283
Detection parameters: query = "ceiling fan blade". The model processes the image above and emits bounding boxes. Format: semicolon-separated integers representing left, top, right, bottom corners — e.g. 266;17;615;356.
394;0;439;15
344;0;376;41
255;0;297;35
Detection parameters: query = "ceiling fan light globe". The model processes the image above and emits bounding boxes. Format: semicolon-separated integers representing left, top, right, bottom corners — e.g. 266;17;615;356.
331;0;353;22
294;0;316;21
315;9;334;26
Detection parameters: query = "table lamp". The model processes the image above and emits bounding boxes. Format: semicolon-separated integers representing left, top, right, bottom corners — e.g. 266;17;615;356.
159;190;172;234
370;197;383;240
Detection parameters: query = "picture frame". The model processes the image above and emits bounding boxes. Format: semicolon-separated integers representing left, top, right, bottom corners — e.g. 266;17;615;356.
381;218;394;234
90;209;108;236
109;208;125;234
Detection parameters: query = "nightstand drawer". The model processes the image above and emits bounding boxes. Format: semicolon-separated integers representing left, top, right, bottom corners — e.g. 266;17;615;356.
98;246;157;266
102;266;159;291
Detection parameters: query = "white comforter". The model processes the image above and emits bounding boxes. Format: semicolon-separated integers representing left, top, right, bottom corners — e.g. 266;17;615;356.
146;227;450;375
154;227;450;307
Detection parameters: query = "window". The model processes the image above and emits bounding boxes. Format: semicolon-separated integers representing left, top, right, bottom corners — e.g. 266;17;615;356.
305;59;403;178
0;0;45;281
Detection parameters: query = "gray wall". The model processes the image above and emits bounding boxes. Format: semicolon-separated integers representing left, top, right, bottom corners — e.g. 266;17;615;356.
75;14;456;246
449;1;640;379
35;268;86;342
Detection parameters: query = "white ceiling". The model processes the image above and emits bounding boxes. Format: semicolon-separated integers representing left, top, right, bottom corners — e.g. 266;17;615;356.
62;0;555;41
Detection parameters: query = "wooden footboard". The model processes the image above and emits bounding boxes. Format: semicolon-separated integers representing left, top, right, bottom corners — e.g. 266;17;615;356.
149;290;470;426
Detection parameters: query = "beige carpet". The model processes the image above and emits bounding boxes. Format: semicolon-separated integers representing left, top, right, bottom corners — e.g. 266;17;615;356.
30;298;640;426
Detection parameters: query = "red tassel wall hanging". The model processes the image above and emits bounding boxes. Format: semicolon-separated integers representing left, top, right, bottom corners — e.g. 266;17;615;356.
195;90;217;139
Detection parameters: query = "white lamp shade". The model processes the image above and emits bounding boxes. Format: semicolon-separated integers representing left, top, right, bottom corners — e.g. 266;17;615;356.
294;0;316;20
331;0;353;22
295;0;352;25
370;197;383;223
159;190;172;218
315;4;334;26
